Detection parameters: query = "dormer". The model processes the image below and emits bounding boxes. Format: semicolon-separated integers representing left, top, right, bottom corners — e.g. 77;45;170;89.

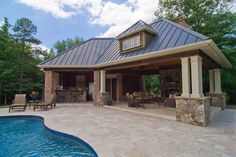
116;20;157;53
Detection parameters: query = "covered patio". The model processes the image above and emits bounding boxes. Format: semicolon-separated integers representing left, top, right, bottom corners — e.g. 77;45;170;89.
95;47;229;126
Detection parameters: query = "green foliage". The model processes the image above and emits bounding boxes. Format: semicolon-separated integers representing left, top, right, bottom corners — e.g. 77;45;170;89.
0;17;44;104
145;75;160;95
0;17;85;104
12;17;42;93
53;37;84;54
155;0;236;103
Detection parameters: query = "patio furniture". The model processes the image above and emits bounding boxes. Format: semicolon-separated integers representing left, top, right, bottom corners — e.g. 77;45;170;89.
33;94;56;111
126;92;137;107
9;94;27;112
134;96;145;109
27;100;40;108
153;96;165;106
164;93;179;107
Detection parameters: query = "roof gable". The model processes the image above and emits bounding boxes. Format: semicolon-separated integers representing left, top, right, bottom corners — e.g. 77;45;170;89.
116;20;157;39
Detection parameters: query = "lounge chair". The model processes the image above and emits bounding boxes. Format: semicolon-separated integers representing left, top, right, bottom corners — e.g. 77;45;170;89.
9;94;27;112
33;94;56;111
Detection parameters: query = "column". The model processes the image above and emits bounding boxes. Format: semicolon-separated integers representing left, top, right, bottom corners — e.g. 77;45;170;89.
116;73;123;101
208;70;214;93
44;71;53;98
100;70;106;93
52;72;59;93
93;71;100;105
180;57;190;97
214;69;222;93
190;55;204;97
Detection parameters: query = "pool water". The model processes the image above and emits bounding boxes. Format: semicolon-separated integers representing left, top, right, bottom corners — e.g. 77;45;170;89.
0;116;98;157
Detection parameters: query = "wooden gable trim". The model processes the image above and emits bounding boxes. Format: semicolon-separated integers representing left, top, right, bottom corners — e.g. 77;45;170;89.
119;31;155;53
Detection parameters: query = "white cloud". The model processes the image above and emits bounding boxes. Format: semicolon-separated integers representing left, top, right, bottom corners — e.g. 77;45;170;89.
231;1;236;12
16;0;159;37
0;20;4;27
92;0;159;37
16;0;102;19
31;44;50;52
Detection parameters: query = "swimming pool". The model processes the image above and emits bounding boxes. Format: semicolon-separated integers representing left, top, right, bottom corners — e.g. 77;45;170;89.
0;115;98;157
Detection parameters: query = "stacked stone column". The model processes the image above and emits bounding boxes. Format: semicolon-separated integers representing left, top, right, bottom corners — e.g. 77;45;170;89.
176;55;210;127
207;69;226;110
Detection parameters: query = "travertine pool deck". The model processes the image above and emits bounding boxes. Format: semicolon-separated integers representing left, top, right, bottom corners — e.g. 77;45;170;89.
0;103;236;157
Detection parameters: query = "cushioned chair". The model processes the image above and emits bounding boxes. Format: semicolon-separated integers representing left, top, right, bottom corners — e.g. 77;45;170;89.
9;94;27;112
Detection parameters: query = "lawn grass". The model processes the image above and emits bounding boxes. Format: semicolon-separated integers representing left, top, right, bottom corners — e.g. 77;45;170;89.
0;104;9;109
226;104;236;109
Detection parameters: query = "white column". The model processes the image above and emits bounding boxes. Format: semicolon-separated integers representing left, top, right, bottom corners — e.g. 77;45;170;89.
214;69;222;93
100;70;106;93
208;70;214;93
190;55;204;97
180;57;190;97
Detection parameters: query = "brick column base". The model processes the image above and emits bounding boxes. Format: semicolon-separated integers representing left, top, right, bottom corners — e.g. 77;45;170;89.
93;71;100;105
44;71;59;101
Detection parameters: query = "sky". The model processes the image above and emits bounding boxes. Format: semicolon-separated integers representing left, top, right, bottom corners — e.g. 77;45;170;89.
0;0;159;50
0;0;235;50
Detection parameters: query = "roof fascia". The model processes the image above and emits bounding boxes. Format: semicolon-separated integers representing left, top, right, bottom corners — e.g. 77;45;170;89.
38;40;231;69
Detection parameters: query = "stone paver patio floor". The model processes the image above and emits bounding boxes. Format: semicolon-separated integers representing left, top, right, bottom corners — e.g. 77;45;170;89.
0;103;236;157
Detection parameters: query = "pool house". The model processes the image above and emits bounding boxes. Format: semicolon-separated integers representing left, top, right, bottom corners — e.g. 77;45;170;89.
38;18;231;126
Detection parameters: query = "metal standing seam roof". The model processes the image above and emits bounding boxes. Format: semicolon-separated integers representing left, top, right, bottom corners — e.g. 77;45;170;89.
40;38;114;66
40;19;208;67
97;19;208;64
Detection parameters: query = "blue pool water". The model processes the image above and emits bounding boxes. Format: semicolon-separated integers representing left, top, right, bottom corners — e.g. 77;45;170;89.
0;116;98;157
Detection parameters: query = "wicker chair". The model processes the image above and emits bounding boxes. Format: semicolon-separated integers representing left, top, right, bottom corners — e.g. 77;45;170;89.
126;92;136;107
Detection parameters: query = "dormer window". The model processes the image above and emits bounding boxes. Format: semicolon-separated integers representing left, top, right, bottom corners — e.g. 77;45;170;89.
116;20;157;53
122;35;140;51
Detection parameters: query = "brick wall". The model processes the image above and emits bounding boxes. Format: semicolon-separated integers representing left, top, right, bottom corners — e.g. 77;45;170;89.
44;71;59;100
93;71;100;105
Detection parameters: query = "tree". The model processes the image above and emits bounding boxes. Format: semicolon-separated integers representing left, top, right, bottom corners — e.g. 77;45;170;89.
53;36;84;53
13;18;41;93
155;0;236;103
145;75;160;95
0;18;21;103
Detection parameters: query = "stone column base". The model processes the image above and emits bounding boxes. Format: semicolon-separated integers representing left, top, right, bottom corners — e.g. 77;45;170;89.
175;96;211;127
97;92;112;106
206;93;226;110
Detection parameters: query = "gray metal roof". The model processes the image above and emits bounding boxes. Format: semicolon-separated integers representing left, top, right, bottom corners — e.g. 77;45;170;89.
116;20;157;39
97;19;208;64
40;19;208;67
40;38;114;66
